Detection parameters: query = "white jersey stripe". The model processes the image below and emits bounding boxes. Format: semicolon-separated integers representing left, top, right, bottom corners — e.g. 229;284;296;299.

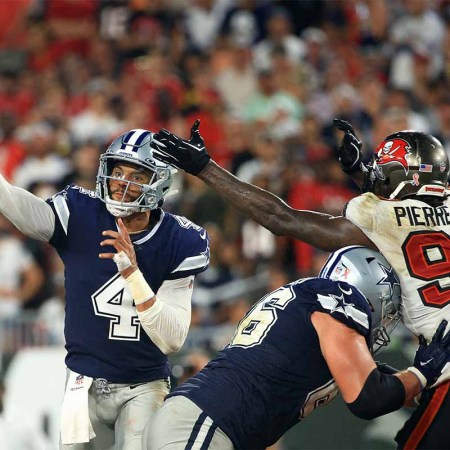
171;254;209;273
52;193;70;235
317;293;369;329
191;416;215;450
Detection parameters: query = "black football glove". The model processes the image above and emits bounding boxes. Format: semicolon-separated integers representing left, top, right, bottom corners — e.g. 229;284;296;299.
151;120;211;175
409;319;450;388
333;118;363;175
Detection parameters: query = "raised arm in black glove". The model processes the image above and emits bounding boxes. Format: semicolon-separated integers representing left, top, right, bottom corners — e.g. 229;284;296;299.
151;120;211;175
333;118;363;175
408;319;450;389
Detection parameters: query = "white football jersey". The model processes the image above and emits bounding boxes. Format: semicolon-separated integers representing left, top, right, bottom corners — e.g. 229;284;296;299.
345;192;450;341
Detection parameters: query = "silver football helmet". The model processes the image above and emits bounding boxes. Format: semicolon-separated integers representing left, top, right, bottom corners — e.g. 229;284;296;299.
96;129;174;217
319;246;402;354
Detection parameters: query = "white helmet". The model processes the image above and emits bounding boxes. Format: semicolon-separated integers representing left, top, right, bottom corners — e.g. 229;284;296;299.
96;129;174;217
319;246;402;354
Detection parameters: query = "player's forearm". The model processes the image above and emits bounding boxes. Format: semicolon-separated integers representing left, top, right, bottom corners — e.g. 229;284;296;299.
347;368;423;420
199;161;360;251
138;300;190;354
396;370;423;406
0;174;55;241
199;162;320;235
135;276;193;354
199;161;293;235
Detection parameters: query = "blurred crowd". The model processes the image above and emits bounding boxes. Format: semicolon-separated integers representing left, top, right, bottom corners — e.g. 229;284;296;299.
0;0;450;370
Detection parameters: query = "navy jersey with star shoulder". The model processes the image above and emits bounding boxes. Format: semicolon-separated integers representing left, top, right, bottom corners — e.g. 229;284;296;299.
169;277;372;450
46;185;209;383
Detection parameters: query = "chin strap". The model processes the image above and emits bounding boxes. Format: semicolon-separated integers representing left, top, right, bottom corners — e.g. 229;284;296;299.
106;202;140;218
389;181;408;199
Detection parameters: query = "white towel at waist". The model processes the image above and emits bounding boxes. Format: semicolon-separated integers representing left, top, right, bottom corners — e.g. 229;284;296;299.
60;369;96;444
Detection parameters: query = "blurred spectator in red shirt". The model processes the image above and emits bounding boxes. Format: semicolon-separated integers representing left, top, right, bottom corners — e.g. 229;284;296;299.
0;113;25;182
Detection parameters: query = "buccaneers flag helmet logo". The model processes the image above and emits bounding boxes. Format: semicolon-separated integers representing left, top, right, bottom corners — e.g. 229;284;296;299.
375;138;411;173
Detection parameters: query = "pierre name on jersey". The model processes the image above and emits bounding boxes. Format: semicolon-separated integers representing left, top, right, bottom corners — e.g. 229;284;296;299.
394;204;450;227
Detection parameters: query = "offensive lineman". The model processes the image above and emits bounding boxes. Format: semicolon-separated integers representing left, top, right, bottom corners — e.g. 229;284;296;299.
145;246;450;449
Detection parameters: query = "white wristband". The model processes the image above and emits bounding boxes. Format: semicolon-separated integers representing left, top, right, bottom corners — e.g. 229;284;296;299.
406;366;427;390
113;251;133;272
125;269;155;305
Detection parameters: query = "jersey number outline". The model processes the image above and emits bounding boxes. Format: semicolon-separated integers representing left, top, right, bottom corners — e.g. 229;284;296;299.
91;273;141;341
229;285;296;348
402;230;450;308
300;379;339;419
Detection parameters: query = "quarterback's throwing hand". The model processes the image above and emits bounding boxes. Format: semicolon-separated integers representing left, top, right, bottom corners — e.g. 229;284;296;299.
151;119;211;175
333;118;363;175
99;218;138;278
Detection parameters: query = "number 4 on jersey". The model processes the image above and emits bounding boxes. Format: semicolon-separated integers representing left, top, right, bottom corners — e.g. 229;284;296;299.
92;274;141;340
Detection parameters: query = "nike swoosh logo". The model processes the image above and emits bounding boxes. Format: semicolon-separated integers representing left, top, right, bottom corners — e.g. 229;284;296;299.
130;383;147;390
420;358;434;366
199;230;207;240
339;285;352;295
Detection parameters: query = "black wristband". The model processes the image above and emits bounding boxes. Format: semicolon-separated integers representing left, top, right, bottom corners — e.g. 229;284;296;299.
346;368;405;420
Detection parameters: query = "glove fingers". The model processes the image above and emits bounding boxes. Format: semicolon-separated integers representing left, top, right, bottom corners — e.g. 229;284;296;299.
333;118;355;135
158;129;172;137
344;134;362;149
418;335;427;347
190;119;200;139
153;149;178;166
156;131;180;147
152;137;167;148
439;320;450;347
432;319;448;344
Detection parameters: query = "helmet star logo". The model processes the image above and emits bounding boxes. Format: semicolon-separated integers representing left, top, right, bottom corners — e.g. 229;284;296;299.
376;263;400;298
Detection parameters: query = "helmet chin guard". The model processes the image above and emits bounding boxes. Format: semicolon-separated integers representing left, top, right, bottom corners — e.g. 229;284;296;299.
96;129;175;216
105;197;140;218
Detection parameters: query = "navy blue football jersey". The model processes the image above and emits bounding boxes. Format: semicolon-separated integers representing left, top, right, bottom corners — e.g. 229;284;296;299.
169;277;372;449
46;185;209;382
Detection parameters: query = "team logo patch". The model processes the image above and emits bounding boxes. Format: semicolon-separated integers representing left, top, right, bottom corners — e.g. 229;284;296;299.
332;265;350;280
375;138;411;173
